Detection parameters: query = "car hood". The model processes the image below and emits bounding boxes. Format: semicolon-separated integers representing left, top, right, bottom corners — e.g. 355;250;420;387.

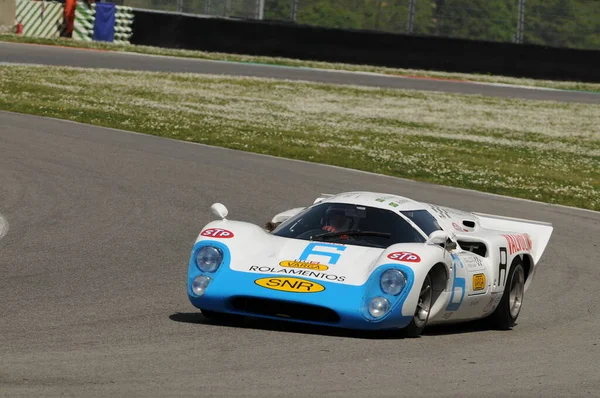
237;236;385;286
197;221;385;286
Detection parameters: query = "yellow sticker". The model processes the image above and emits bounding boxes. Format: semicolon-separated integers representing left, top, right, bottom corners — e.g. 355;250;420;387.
279;260;329;271
254;277;325;293
473;273;486;291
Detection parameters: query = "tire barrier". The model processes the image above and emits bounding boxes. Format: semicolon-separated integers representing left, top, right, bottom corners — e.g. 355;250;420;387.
15;0;64;38
72;2;133;44
73;1;94;41
114;6;133;45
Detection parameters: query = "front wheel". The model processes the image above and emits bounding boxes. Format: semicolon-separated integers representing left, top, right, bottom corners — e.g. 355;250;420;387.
403;273;433;338
488;261;525;330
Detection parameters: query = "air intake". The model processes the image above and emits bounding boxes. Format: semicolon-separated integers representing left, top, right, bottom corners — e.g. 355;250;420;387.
229;296;340;324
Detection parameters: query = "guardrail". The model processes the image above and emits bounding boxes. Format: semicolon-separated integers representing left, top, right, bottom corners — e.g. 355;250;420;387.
7;0;600;82
130;9;600;82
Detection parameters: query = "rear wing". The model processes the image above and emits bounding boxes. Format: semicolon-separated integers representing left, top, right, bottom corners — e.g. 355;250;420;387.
473;212;553;264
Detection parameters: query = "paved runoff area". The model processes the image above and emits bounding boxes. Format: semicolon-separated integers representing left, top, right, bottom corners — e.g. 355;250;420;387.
1;111;599;396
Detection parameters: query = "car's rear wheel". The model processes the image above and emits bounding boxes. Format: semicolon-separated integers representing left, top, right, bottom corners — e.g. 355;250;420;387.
488;261;525;329
403;273;433;338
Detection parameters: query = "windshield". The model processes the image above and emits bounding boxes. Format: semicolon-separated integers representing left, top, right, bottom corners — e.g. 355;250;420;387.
400;210;442;235
272;202;426;248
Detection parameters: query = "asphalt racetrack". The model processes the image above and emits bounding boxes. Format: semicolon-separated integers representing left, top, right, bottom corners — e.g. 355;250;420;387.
1;41;600;104
1;43;600;396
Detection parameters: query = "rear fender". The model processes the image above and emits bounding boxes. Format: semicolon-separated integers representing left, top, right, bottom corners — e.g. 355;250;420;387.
473;212;553;264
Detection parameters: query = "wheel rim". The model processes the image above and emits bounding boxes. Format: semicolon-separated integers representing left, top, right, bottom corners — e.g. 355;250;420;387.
414;274;432;328
509;266;525;319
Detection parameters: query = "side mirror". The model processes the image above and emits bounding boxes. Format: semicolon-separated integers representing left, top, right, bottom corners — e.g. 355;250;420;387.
264;221;281;232
210;203;228;220
427;230;457;251
426;230;449;245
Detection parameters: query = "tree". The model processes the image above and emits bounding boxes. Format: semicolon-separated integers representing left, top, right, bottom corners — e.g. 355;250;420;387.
259;0;599;49
430;0;517;42
264;0;293;21
525;0;575;47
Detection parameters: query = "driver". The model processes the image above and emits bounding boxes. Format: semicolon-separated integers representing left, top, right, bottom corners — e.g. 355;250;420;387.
322;207;351;232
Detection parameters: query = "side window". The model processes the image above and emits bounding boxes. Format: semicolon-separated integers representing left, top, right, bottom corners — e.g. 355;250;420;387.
363;207;425;244
400;210;442;236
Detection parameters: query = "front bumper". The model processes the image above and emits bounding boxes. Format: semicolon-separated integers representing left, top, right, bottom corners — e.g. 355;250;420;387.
187;241;414;331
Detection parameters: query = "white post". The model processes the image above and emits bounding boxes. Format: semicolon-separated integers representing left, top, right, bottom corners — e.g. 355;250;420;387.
516;0;526;43
256;0;264;19
407;0;416;34
290;0;298;21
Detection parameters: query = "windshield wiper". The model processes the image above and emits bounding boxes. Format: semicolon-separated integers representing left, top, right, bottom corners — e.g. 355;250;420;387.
312;229;391;241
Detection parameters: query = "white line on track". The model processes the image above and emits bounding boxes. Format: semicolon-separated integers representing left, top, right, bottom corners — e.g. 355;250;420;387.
0;213;8;240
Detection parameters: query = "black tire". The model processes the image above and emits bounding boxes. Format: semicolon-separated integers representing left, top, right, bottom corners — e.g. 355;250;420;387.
403;273;433;338
488;261;525;330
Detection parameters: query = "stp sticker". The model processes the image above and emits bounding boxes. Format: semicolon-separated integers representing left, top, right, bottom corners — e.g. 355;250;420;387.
387;252;421;262
200;228;234;238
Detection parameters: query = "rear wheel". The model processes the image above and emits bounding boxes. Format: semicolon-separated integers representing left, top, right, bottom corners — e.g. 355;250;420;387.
488;261;525;329
403;273;433;338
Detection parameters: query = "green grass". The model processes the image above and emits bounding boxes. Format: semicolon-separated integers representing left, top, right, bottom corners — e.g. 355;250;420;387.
0;64;598;210
3;33;600;93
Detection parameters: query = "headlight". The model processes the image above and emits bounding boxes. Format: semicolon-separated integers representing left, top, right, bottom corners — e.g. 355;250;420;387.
368;297;390;318
191;275;211;296
380;269;406;295
195;246;223;272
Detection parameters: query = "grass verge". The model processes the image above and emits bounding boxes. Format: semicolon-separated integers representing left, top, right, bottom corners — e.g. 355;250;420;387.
2;33;600;93
1;64;598;210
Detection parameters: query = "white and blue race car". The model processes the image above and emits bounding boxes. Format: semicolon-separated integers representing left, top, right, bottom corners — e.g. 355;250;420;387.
187;192;553;337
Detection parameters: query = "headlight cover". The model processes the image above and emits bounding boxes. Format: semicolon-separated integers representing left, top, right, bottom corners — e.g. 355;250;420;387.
191;275;211;296
195;246;223;272
368;297;390;318
380;269;406;296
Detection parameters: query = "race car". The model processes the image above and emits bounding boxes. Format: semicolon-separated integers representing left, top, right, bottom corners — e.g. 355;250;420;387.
187;191;553;336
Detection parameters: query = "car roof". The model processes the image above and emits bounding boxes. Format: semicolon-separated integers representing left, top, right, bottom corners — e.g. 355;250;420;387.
317;191;428;213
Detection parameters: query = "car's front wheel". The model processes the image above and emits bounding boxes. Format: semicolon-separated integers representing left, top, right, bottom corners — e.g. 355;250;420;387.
488;260;525;329
403;273;433;338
